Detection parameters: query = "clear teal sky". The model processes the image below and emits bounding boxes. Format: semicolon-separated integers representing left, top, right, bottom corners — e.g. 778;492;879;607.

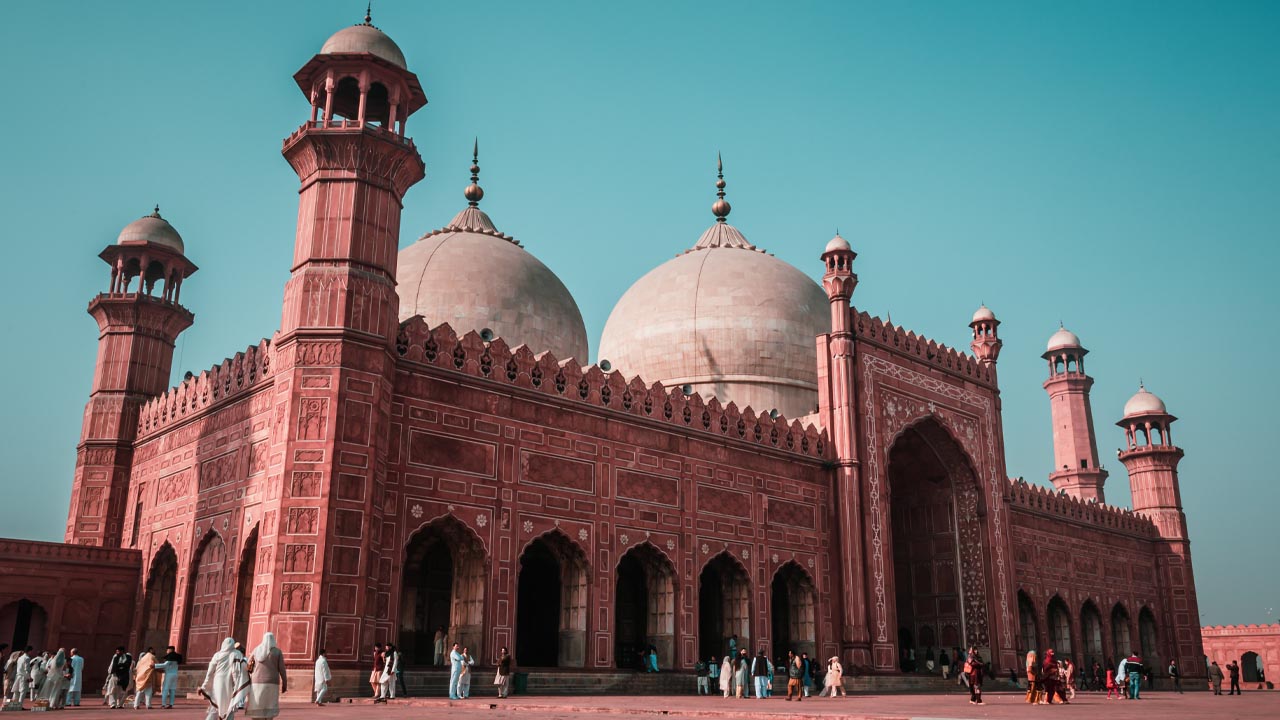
1;1;1276;626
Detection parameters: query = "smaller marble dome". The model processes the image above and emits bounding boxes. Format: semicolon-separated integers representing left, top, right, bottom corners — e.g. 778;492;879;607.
824;233;851;254
117;206;184;254
971;304;996;323
1046;326;1082;352
396;149;588;363
1123;385;1167;417
320;16;407;69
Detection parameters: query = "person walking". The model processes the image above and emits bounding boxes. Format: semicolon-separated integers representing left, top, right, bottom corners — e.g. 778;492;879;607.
1092;661;1103;693
105;647;132;709
198;638;245;720
1126;654;1144;700
133;648;159;709
1167;659;1182;693
784;651;803;701
65;648;85;707
447;643;463;700
155;647;182;709
370;643;385;701
965;648;985;705
378;643;398;701
1228;660;1242;695
1039;649;1059;704
733;650;748;698
313;649;331;705
718;655;733;698
1024;651;1039;703
751;650;770;700
494;648;513;699
246;632;287;719
1106;665;1120;699
820;656;845;697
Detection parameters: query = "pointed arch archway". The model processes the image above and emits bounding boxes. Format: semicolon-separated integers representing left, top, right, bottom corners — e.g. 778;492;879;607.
614;542;676;669
1138;606;1160;672
886;417;991;667
400;515;488;665
1111;603;1132;659
1017;591;1039;657
515;529;588;668
232;527;258;646
770;561;817;659
185;530;228;662
698;551;751;661
141;542;178;651
0;599;48;652
1047;595;1073;658
1081;601;1104;665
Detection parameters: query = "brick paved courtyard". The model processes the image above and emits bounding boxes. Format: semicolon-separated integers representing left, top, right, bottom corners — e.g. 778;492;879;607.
14;691;1275;720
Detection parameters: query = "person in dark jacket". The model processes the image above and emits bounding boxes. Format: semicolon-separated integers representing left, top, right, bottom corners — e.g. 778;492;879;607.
965;648;985;705
1228;660;1242;695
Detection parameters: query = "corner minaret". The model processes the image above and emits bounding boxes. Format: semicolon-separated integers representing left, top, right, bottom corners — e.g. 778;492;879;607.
1116;385;1187;538
1041;325;1108;501
969;305;1002;367
816;231;871;668
68;208;197;547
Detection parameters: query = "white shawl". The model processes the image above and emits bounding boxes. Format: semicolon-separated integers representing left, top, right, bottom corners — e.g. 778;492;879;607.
719;658;732;692
200;638;245;720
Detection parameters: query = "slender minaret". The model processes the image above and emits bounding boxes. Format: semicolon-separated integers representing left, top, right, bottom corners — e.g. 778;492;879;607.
68;208;197;547
1042;325;1108;501
816;231;871;668
969;305;1002;367
1116;385;1204;677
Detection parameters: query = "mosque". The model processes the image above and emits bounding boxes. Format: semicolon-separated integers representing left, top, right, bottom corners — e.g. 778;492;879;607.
0;12;1216;692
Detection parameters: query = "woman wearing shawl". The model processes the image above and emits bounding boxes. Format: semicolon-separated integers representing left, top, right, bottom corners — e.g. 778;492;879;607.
965;647;985;705
200;638;246;720
29;653;47;697
821;656;845;697
718;656;732;697
133;649;158;709
38;649;69;709
734;651;749;698
246;633;287;719
1024;650;1039;704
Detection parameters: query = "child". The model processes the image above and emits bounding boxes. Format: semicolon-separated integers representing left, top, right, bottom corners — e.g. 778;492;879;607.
1106;667;1119;700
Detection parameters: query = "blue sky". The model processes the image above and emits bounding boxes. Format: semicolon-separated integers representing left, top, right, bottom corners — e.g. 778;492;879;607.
1;1;1276;625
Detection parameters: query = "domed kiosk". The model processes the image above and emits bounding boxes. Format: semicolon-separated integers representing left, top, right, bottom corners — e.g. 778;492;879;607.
397;145;589;363
598;158;827;419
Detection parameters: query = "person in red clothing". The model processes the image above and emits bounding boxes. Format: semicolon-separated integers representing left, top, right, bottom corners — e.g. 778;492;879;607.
1040;649;1059;704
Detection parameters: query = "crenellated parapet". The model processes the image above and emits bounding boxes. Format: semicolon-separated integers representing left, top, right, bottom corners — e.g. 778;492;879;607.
850;308;995;387
137;338;273;437
396;316;831;460
1005;478;1157;537
1202;623;1280;636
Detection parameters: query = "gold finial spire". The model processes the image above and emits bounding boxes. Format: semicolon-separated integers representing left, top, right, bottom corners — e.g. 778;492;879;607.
712;152;731;223
464;138;484;207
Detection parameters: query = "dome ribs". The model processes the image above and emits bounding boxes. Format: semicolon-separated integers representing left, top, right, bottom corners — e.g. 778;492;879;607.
138;338;273;436
851;307;994;386
393;318;830;459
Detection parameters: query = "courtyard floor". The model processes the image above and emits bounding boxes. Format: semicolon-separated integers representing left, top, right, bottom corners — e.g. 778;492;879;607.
15;691;1276;720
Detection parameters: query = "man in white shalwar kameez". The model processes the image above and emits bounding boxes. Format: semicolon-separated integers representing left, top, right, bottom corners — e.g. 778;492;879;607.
67;648;85;706
313;649;331;705
10;649;35;704
200;638;246;720
447;643;463;700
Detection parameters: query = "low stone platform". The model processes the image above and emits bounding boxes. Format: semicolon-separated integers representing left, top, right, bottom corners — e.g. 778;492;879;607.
9;690;1276;719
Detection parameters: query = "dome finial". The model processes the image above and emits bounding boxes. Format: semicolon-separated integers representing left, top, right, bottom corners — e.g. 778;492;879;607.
712;152;731;223
464;137;484;208
1139;377;1144;390
364;2;373;25
151;204;161;218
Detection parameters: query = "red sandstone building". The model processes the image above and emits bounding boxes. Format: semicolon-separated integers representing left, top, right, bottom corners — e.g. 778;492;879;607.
1;13;1220;690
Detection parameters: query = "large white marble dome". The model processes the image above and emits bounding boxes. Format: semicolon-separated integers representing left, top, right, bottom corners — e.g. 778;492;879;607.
599;196;827;419
397;185;588;363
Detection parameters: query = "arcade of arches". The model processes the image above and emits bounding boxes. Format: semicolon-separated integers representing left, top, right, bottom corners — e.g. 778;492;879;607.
1016;595;1165;667
887;419;989;669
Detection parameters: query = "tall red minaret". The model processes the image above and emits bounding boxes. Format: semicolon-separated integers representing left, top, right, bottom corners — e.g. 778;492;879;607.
1042;326;1108;502
1116;385;1204;675
816;232;871;668
68;208;197;547
250;10;426;658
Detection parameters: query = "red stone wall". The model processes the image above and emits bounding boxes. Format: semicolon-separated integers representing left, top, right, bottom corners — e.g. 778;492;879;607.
1202;624;1279;686
0;539;140;688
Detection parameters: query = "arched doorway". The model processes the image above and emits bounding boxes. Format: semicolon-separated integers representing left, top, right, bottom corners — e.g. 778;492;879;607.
232;529;258;646
400;517;487;665
770;562;816;659
887;418;990;666
1111;604;1132;659
1081;601;1103;665
697;552;750;661
0;599;48;651
1047;596;1072;659
1138;607;1160;671
614;543;676;669
1017;591;1038;657
515;531;587;668
141;543;178;651
185;532;228;661
1242;651;1262;682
